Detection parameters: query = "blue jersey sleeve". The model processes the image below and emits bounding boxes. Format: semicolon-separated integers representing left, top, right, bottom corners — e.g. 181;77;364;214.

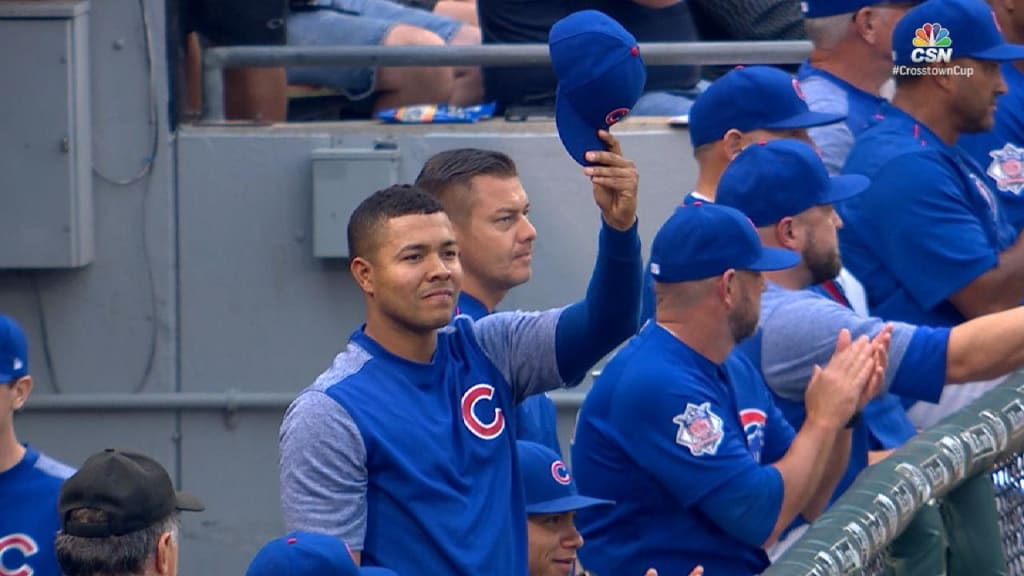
555;219;643;384
889;326;950;404
640;267;656;325
859;153;999;311
618;370;785;548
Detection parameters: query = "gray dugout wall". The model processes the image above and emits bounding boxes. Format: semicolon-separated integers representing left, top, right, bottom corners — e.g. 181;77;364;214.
1;0;700;571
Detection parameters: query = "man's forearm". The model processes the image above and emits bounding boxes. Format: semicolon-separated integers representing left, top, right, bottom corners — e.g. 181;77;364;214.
803;428;851;519
767;420;840;544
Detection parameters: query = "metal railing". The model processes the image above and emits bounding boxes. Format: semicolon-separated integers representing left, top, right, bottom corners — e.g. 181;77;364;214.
200;41;813;121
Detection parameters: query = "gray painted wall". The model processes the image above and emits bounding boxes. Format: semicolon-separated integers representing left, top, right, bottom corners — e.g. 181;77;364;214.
2;0;698;572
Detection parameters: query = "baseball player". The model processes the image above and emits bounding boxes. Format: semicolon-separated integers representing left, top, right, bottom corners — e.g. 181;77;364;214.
415;145;568;455
247;531;398;575
279;165;642;574
572;202;886;576
0;314;75;576
718;139;1012;572
958;0;1024;228
640;64;844;322
839;0;1024;426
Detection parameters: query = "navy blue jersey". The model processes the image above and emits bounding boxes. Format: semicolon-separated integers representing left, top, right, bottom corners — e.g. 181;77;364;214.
840;102;1019;327
572;322;795;576
0;446;75;576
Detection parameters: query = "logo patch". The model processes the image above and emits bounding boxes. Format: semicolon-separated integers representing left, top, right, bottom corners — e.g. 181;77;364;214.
740;409;767;462
910;23;952;63
673;402;724;456
605;107;631;127
0;533;38;576
460;384;505;440
987;143;1024;195
792;78;806;102
12;358;22;372
551;460;572;485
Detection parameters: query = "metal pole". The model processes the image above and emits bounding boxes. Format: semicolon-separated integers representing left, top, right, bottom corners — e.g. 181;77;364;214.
202;59;226;122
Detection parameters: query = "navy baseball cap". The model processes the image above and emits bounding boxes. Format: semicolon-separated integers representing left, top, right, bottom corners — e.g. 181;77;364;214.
893;0;1024;67
649;203;800;283
247;532;399;576
688;66;845;148
549;10;647;166
716;139;870;227
0;314;28;382
802;0;922;19
519;441;614;514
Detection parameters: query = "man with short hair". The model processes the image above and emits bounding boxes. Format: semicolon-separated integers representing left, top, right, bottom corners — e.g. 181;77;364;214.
572;202;886;576
280;166;642;574
415;147;563;454
718;138;1011;573
54;449;205;576
0;314;75;576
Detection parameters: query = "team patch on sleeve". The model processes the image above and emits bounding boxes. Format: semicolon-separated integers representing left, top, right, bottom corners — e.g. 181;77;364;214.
987;143;1024;195
672;402;724;456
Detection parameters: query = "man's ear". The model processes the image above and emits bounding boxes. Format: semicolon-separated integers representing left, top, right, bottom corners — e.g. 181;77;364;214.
775;217;800;250
719;269;739;310
154;530;176;575
350;257;374;295
12;376;33;411
722;129;746;160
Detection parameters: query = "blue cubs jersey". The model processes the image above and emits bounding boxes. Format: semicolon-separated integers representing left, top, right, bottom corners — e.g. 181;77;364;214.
0;446;75;576
457;292;563;456
959;63;1024;229
840;102;1019;327
572;322;795;576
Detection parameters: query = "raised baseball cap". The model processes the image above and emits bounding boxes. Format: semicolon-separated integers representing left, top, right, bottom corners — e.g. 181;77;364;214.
59;449;204;537
549;10;647;166
715;139;870;227
0;314;28;383
246;532;399;576
519;441;614;514
649;202;800;283
688;66;845;148
893;0;1024;67
802;0;923;19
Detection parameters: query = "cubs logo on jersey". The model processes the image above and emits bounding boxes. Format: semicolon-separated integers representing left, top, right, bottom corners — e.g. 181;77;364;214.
987;143;1024;195
0;533;38;576
673;402;724;457
461;383;505;440
739;409;767;462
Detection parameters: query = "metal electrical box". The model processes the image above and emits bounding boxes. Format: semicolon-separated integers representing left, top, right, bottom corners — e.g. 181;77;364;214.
312;147;401;258
0;0;93;268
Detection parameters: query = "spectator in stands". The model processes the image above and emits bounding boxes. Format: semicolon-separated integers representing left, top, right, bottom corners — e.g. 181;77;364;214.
719;139;1012;571
279;152;642;574
415;148;562;456
959;0;1024;228
479;0;702;117
54;449;204;576
798;0;920;176
571;201;887;575
0;314;75;576
247;531;398;575
639;65;844;323
181;0;289;122
287;0;483;115
688;0;807;80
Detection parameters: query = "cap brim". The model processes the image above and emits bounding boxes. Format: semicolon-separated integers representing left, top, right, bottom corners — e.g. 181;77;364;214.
821;173;870;205
970;43;1024;62
175;491;205;512
747;247;801;272
555;88;603;167
763;109;846;131
526;495;616;515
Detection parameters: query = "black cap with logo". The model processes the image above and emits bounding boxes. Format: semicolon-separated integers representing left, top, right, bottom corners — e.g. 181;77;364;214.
59;449;205;538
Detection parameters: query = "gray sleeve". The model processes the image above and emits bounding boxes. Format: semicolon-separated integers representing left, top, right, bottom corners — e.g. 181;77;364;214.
279;391;368;549
759;294;916;402
473;308;565;403
800;77;855;176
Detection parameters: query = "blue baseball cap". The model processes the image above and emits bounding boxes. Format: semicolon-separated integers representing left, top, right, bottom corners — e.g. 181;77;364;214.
0;315;28;383
802;0;922;19
649;203;800;283
715;139;870;227
688;66;845;148
246;532;399;576
893;0;1024;67
519;441;614;514
549;10;647;166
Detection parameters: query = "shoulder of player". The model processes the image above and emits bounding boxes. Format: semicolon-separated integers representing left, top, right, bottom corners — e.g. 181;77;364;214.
33;451;76;481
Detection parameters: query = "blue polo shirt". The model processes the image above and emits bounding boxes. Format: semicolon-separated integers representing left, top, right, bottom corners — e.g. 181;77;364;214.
572;322;794;576
959;63;1024;229
839;102;1019;327
798;62;888;176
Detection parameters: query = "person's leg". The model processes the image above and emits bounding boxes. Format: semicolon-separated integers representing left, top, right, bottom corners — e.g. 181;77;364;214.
374;24;453;112
941;473;1008;576
884;503;948;576
433;0;477;27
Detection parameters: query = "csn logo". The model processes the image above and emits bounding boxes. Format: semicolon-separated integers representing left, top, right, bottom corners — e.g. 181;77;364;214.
910;23;952;63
